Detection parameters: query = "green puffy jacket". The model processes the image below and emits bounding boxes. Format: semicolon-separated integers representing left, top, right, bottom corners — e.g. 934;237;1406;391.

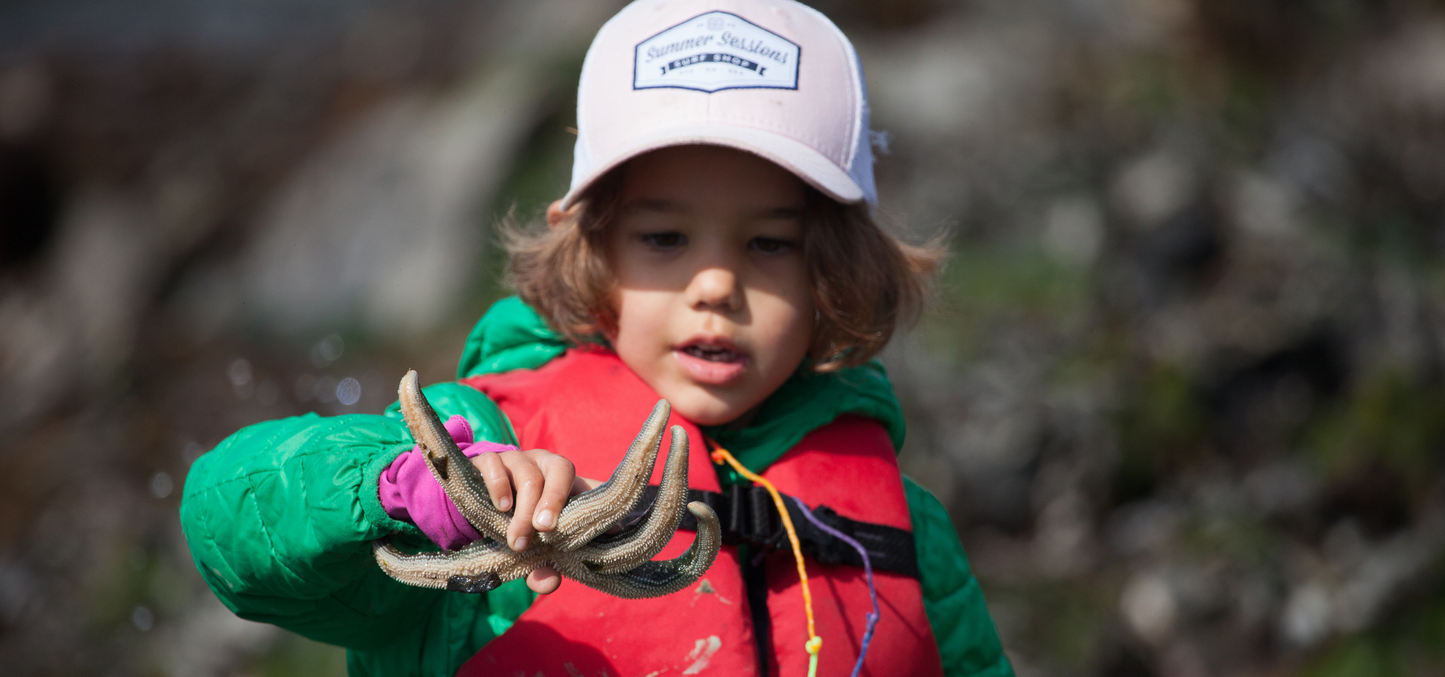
180;297;1013;677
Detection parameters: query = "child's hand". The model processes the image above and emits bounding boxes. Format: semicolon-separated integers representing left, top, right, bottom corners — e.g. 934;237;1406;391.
469;450;602;594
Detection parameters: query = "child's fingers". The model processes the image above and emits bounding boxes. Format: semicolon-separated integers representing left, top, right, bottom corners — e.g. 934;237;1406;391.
470;453;514;512
526;566;562;594
530;453;576;533
504;455;545;551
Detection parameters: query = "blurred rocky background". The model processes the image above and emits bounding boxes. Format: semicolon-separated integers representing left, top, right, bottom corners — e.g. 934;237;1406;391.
1;0;1443;675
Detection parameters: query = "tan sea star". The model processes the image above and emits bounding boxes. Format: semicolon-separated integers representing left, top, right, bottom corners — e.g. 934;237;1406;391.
373;370;721;598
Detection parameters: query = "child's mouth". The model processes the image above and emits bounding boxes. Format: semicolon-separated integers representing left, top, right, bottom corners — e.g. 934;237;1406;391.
673;340;748;385
681;344;743;363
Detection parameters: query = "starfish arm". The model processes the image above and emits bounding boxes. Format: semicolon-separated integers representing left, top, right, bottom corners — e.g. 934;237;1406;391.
372;537;519;590
575;425;692;573
546;400;670;550
398;370;511;542
373;537;565;593
565;501;721;599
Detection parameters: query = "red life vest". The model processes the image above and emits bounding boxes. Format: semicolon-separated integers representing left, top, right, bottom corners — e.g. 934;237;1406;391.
456;348;944;677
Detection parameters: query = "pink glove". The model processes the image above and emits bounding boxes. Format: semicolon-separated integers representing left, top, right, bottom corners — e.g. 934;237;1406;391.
379;415;517;550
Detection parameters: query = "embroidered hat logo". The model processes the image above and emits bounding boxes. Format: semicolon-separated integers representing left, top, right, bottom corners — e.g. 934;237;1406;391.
633;11;800;92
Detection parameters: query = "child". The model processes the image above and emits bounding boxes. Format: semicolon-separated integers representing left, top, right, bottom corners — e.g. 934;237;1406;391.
180;1;1013;675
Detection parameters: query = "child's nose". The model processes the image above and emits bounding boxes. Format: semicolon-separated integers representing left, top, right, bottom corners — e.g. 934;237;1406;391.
686;266;743;313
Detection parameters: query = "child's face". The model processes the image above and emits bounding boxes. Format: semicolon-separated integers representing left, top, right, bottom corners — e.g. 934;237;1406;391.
606;145;814;426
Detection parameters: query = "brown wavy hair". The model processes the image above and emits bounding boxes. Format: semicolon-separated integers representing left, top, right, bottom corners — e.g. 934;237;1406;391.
501;169;942;372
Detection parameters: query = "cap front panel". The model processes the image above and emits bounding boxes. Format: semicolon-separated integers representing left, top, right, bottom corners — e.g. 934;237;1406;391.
571;0;865;204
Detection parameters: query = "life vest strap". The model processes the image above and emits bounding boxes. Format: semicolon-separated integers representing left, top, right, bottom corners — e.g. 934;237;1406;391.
613;484;920;579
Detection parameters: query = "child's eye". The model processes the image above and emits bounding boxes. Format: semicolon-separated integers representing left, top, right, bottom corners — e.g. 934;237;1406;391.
641;232;686;250
749;237;795;254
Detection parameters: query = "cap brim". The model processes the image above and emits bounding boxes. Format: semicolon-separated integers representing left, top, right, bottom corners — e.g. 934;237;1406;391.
561;124;865;209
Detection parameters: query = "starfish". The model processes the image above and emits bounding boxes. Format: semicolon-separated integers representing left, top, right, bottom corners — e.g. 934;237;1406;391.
373;370;721;598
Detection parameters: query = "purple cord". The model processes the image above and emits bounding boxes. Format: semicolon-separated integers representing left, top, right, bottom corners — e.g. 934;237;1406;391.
791;497;880;677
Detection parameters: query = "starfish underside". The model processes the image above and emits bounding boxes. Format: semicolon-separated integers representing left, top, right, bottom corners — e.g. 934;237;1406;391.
372;370;721;598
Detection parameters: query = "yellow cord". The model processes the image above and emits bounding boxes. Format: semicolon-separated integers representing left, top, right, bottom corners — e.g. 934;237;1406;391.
709;444;821;674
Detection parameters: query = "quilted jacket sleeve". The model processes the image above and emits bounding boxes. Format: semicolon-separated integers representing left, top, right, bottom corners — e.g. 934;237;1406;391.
180;382;528;676
905;476;1015;677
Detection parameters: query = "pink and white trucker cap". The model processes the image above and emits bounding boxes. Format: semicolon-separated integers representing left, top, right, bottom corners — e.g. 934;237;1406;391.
562;0;877;208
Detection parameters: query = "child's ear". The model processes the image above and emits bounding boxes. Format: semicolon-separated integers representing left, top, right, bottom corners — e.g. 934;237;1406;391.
546;200;575;227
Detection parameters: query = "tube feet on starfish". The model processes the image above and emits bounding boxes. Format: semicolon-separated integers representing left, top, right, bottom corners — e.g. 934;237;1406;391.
373;370;721;599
